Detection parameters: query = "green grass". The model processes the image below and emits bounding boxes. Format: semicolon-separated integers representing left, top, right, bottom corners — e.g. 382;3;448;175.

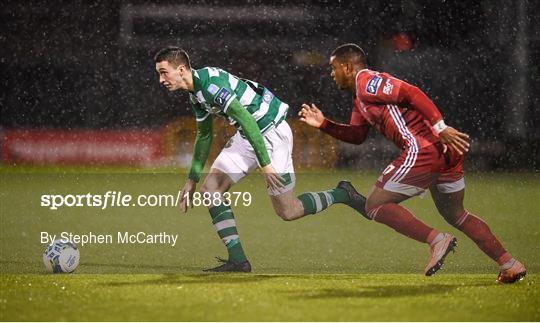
1;168;539;321
2;274;538;321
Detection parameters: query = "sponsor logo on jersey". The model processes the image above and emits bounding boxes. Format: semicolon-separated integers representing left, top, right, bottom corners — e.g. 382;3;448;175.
214;87;233;107
207;84;219;95
383;79;393;95
366;75;382;95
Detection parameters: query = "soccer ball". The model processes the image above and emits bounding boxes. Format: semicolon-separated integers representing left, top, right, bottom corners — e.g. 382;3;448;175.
43;240;80;273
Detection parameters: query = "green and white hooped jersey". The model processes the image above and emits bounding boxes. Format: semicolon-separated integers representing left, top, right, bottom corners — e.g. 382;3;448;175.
189;67;289;134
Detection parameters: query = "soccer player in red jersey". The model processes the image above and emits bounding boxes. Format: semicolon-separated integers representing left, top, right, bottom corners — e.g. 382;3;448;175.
299;43;526;283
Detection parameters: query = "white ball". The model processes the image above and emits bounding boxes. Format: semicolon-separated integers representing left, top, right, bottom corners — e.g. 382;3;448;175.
43;240;80;273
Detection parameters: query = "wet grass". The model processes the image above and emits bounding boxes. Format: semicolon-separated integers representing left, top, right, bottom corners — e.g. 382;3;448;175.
1;169;538;320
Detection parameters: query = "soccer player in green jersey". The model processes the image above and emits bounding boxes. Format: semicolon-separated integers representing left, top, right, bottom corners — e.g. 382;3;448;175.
154;47;367;272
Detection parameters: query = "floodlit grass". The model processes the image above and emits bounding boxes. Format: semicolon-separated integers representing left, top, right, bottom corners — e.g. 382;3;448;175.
1;273;538;321
1;168;538;321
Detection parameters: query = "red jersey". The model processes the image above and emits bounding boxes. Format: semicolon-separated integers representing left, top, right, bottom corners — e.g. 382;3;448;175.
321;69;443;151
320;69;465;196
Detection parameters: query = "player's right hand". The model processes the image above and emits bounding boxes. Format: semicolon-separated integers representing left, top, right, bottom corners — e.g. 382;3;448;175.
179;179;196;213
299;103;325;128
261;164;285;191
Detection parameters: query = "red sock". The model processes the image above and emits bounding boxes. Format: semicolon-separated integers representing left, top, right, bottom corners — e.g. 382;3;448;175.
453;211;510;265
369;203;438;244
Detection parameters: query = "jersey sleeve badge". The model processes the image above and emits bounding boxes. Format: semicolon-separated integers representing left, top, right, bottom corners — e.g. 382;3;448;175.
365;75;383;95
214;87;233;107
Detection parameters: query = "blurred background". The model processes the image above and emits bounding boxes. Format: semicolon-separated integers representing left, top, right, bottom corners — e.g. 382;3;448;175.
1;0;538;170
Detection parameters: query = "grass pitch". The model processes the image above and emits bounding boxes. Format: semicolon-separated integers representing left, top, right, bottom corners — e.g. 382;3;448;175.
1;168;539;321
2;273;538;321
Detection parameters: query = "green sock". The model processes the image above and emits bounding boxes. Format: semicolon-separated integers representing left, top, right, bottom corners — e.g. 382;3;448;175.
297;188;349;215
209;203;247;263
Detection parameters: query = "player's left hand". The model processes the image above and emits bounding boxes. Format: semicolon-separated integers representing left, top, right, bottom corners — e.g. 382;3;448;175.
439;127;470;155
261;164;285;191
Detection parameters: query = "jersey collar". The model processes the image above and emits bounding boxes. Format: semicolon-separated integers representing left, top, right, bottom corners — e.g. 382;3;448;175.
354;69;369;96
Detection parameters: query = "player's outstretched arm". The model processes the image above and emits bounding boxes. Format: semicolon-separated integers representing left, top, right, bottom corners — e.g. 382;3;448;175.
225;99;284;190
181;116;213;213
188;115;213;183
299;103;369;145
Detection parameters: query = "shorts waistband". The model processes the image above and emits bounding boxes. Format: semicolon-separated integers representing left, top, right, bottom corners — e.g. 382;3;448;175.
238;117;287;139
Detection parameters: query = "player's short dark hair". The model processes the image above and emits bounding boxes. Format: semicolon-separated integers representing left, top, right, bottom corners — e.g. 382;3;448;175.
154;47;191;68
331;43;367;67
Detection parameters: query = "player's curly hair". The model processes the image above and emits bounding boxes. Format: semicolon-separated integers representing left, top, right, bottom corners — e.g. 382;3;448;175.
154;47;191;68
331;43;367;67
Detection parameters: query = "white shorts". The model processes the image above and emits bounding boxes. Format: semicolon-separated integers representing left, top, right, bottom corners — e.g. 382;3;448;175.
211;121;296;196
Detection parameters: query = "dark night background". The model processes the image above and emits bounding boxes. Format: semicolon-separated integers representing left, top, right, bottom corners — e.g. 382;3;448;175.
1;0;538;169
